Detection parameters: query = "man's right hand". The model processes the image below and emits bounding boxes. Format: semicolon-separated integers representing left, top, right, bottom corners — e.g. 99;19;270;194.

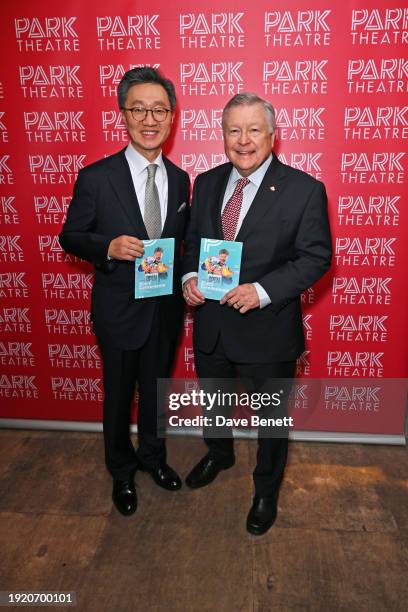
108;235;144;261
183;277;205;306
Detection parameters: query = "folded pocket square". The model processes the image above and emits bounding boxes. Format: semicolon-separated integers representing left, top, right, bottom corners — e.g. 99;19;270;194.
177;202;187;213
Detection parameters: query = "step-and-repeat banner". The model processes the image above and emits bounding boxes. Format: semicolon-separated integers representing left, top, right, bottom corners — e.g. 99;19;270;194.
0;0;407;437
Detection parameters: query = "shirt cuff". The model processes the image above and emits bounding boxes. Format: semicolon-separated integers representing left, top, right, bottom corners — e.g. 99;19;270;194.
253;282;271;309
182;272;198;286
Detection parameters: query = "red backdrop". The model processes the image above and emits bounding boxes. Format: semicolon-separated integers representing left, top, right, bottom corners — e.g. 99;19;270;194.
0;0;407;436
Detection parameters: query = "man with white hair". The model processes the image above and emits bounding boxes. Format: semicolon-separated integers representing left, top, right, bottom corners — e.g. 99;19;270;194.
182;93;332;535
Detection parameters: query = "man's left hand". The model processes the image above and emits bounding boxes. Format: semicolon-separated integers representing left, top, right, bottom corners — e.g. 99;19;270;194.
220;283;260;313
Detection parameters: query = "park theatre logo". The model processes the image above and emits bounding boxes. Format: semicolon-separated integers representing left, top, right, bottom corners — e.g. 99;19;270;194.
45;309;91;336
29;154;86;185
344;106;408;140
0;273;29;299
180;62;244;96
340;152;405;184
24;111;86;143
179;12;245;48
96;15;160;50
350;8;408;45
275;107;326;141
0;375;38;400
335;237;396;267
41;272;93;300
263;60;328;95
181;108;223;142
264;10;331;46
337;195;400;227
0;308;32;334
51;377;103;401
347;58;408;93
14;17;79;52
19;64;83;98
34;195;70;225
48;344;101;369
329;315;388;342
331;277;392;306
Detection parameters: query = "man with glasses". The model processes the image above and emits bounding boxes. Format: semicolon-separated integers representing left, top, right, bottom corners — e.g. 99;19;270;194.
59;68;190;516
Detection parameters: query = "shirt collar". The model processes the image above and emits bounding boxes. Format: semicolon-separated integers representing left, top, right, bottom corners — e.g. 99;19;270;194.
231;154;273;188
125;143;164;176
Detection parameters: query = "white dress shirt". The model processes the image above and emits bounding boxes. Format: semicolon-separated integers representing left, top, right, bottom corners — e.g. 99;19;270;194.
125;143;168;228
183;155;273;308
221;154;272;233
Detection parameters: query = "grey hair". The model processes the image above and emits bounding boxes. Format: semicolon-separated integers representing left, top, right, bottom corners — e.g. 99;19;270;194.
222;93;276;133
117;66;176;111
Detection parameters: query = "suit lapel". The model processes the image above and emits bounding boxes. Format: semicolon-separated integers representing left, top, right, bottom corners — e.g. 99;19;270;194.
235;155;287;243
161;157;178;238
107;150;148;238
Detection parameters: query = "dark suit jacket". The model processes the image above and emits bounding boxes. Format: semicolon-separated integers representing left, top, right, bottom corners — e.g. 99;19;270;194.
183;154;332;363
59;148;190;350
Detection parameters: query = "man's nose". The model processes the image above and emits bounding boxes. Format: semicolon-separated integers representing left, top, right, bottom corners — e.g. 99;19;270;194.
143;110;157;125
238;130;250;144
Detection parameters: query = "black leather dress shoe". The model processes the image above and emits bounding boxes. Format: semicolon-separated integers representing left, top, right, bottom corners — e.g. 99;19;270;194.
185;454;235;489
246;496;278;535
112;478;137;516
139;463;182;491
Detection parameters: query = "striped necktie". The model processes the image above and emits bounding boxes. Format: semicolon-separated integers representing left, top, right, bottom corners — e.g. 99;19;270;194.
144;164;162;239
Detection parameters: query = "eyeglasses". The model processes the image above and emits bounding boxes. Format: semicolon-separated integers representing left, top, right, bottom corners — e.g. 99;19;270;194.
122;107;171;122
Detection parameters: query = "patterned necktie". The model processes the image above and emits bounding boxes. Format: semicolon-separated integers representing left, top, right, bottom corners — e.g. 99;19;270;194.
221;177;250;241
144;164;162;239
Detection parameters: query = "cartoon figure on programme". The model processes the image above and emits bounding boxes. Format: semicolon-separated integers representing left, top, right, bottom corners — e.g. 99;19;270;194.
201;249;233;284
139;247;168;277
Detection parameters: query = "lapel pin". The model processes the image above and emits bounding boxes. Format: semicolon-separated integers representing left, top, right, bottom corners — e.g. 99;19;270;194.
270;185;276;191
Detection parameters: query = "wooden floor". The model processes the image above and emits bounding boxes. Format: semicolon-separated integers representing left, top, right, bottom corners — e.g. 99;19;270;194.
1;429;407;612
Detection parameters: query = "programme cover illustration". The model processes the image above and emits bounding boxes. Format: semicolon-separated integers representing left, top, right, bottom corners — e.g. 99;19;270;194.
198;238;243;300
135;238;174;299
